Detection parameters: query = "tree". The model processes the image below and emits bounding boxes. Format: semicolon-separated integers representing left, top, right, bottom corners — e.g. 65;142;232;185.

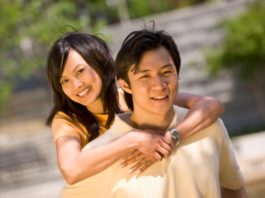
0;0;213;112
207;0;265;120
0;0;94;111
207;0;265;78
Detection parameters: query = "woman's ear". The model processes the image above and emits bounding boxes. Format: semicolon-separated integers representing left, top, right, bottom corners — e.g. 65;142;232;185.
118;79;132;94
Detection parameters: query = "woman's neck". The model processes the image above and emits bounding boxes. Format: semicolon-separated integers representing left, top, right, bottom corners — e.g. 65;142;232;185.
86;99;105;114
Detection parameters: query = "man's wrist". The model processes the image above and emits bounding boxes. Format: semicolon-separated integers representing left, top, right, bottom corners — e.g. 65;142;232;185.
169;128;180;146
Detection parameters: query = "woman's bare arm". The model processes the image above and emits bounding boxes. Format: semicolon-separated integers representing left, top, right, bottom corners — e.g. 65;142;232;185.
221;186;248;198
53;119;172;184
174;92;225;140
118;88;225;137
116;90;225;172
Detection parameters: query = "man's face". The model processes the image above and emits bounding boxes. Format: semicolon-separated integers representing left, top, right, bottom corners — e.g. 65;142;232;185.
120;46;179;117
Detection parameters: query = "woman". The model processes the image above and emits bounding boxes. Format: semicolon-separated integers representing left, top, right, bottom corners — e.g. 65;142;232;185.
46;32;224;188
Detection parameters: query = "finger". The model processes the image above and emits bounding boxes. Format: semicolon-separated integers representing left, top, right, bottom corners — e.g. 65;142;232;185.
123;149;142;162
160;141;173;152
128;160;146;174
129;158;153;174
123;149;138;160
164;131;173;144
122;151;142;166
122;155;141;167
164;131;176;147
156;145;171;158
136;161;154;174
153;152;162;161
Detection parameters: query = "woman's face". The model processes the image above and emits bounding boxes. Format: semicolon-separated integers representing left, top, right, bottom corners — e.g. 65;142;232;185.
60;49;103;113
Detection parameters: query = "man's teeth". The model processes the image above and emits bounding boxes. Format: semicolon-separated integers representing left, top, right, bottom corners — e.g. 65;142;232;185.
78;88;89;97
151;96;167;100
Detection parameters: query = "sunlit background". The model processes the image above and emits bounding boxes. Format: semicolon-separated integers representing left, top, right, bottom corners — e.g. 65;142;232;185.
0;0;264;197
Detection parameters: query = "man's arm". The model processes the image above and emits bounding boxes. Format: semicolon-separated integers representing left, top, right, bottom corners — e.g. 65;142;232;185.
174;92;225;140
221;186;248;198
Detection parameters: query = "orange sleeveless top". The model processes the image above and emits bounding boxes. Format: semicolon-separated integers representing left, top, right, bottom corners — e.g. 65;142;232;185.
51;111;109;148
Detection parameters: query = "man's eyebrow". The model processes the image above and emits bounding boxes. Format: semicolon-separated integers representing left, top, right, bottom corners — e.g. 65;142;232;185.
138;69;150;73
138;64;174;73
161;63;174;69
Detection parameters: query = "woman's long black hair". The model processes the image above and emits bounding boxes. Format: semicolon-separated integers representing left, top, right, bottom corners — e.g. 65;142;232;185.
46;32;121;141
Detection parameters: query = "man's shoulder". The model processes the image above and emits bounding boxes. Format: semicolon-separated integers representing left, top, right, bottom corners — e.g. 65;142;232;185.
173;105;189;121
82;115;133;151
173;105;225;130
112;113;134;131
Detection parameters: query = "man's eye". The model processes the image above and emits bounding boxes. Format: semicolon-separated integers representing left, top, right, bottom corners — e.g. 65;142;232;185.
163;70;172;75
140;74;149;79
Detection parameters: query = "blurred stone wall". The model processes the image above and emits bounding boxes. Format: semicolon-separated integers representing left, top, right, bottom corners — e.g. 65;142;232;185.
104;0;264;135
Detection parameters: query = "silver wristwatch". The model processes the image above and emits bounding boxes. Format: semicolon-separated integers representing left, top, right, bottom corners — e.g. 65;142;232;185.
169;128;180;146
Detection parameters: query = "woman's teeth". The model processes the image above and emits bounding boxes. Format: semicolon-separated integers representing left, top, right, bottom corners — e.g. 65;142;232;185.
77;88;89;97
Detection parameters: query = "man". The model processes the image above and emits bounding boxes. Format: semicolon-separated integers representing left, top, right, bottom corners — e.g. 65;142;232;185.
65;29;247;198
114;28;247;197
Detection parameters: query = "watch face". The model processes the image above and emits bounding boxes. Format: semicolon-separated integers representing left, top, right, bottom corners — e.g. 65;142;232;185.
170;129;180;145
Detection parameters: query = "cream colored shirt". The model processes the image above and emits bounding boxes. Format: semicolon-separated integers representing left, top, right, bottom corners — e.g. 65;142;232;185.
60;106;244;198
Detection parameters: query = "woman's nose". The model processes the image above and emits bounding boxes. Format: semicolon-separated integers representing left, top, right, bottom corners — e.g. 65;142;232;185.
73;79;83;89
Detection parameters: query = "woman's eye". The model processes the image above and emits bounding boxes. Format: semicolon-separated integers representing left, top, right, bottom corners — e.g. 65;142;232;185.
76;68;85;75
61;79;68;85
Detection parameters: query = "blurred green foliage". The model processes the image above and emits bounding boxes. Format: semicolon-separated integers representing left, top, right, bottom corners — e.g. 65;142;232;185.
0;0;91;111
127;0;173;18
108;0;209;21
0;0;211;112
207;0;265;79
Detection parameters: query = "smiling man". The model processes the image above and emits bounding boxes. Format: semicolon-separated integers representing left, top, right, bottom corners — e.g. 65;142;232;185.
119;46;178;130
114;28;247;198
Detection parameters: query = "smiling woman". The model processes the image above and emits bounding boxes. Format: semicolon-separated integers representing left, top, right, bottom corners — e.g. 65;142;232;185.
60;50;104;113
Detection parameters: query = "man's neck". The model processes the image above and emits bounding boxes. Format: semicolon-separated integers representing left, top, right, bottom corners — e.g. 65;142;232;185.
128;108;175;131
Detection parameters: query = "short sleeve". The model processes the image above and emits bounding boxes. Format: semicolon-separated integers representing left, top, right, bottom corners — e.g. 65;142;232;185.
218;119;244;189
51;112;89;148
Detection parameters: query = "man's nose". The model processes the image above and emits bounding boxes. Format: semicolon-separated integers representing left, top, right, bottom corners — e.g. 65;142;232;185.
152;76;166;90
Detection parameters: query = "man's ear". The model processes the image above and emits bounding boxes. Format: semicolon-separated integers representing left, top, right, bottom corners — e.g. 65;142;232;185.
118;79;132;94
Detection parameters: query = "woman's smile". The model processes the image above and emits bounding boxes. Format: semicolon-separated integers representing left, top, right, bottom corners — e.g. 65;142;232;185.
76;87;91;97
61;49;103;110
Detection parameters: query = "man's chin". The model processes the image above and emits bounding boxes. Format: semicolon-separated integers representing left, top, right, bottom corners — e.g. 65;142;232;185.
151;107;174;116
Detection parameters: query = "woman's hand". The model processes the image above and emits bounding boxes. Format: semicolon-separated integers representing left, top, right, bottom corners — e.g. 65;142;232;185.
121;130;173;174
121;150;154;173
175;92;225;140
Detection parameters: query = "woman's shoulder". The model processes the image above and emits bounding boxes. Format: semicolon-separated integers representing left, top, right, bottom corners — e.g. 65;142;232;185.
54;111;71;119
51;111;90;147
52;111;81;130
